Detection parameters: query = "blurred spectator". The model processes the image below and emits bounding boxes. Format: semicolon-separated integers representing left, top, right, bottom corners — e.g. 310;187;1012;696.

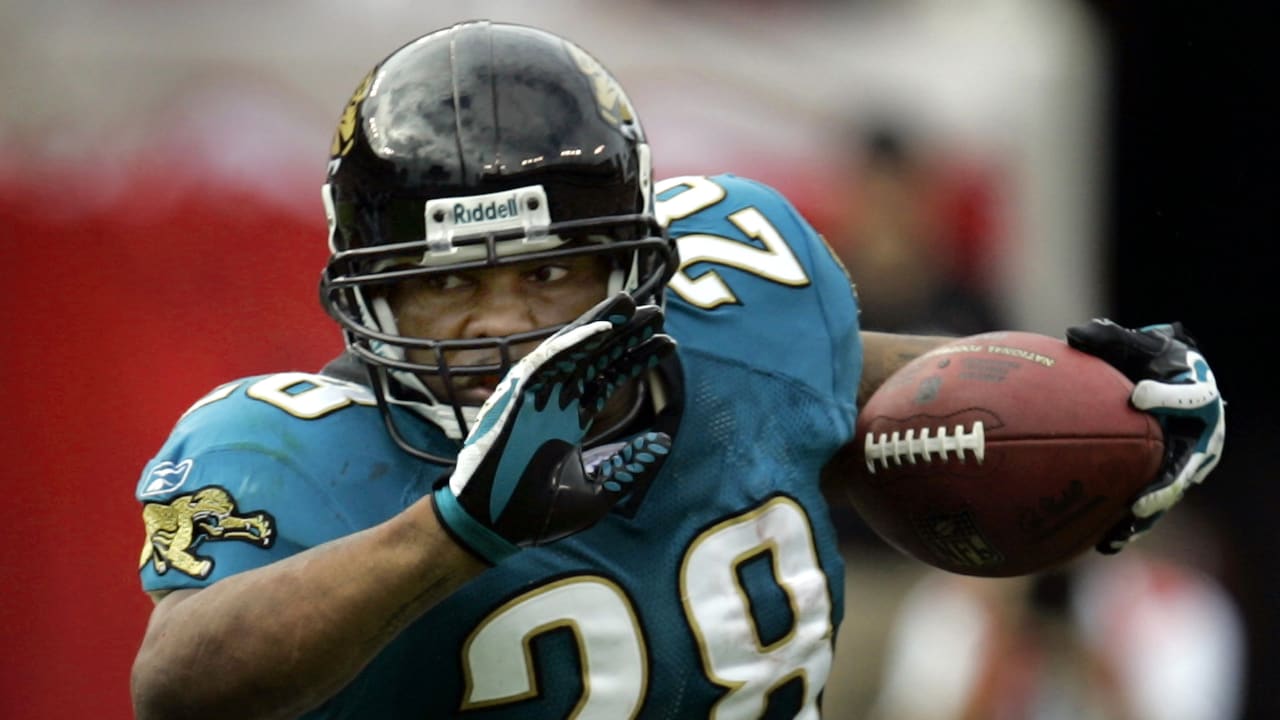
824;123;1009;553
832;124;1005;336
866;514;1246;720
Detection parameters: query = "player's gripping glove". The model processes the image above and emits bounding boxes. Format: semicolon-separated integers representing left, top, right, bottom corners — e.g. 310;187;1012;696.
433;293;675;564
1066;319;1225;553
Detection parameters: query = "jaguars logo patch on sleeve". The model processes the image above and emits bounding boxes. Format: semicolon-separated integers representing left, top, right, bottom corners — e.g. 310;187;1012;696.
139;487;276;579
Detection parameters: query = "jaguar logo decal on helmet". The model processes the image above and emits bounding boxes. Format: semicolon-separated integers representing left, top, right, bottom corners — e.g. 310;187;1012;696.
565;43;636;128
330;71;373;158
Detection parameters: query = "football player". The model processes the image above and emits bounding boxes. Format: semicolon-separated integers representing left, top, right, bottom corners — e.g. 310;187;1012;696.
130;20;1225;719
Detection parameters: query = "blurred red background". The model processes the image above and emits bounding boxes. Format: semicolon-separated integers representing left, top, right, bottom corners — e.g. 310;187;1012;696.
2;2;1275;717
0;154;335;717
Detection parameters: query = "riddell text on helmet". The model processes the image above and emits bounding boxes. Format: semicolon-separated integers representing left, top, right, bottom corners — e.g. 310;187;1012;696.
453;197;521;224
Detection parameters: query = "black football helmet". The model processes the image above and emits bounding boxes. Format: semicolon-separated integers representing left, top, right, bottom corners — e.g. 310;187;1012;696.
320;20;676;462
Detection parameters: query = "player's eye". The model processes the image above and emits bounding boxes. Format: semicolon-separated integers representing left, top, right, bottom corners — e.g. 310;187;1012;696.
421;272;470;291
527;264;569;283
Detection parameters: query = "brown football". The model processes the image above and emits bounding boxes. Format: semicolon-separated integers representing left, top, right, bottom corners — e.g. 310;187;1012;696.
837;331;1164;577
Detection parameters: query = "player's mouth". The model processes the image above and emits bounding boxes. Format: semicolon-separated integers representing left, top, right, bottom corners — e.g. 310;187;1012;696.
453;373;504;405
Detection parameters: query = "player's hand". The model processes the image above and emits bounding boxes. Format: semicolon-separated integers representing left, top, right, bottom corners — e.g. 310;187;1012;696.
432;293;675;564
1066;319;1225;553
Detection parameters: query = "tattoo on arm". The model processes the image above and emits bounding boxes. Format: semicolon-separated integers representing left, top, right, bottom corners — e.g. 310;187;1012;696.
858;331;952;409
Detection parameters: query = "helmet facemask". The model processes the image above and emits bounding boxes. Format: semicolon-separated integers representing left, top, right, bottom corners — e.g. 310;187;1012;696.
321;181;674;462
317;20;676;463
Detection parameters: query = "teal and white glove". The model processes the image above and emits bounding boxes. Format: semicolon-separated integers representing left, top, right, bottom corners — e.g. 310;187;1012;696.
433;293;675;564
1066;319;1226;553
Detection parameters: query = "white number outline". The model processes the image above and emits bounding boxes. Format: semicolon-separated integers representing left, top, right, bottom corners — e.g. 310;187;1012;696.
180;373;376;421
681;496;832;719
459;495;834;718
460;576;648;719
655;176;811;309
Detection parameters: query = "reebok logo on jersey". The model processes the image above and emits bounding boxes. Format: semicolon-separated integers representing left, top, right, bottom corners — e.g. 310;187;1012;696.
140;459;194;497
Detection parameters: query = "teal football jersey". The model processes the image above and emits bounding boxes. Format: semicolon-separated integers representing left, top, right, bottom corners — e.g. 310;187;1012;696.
136;174;862;719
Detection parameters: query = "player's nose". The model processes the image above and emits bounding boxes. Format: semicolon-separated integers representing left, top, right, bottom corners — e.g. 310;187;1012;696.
462;282;538;339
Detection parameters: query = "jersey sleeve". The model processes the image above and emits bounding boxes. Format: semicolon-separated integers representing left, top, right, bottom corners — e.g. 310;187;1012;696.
136;444;310;593
134;372;435;594
659;173;862;417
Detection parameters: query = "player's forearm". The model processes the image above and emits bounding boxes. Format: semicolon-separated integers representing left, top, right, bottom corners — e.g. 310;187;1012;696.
857;330;952;408
131;495;484;720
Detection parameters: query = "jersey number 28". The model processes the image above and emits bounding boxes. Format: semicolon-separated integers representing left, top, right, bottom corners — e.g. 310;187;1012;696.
461;496;834;720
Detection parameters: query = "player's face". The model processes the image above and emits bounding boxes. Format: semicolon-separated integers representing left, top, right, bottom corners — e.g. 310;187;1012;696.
388;254;614;405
